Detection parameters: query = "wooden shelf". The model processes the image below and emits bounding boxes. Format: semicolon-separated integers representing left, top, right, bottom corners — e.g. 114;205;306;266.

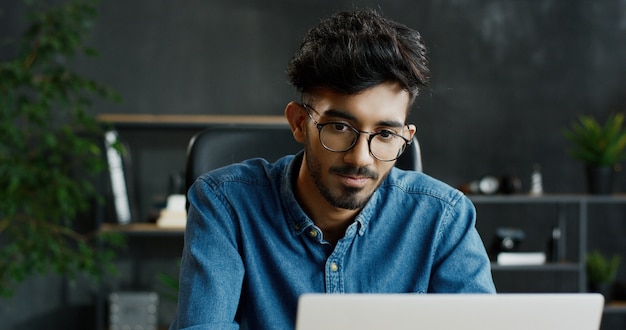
604;301;626;313
469;193;626;204
491;262;581;272
97;113;287;128
100;222;184;236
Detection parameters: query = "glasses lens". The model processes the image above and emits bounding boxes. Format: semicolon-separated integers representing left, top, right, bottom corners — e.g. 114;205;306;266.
319;123;408;161
319;123;358;151
370;134;407;161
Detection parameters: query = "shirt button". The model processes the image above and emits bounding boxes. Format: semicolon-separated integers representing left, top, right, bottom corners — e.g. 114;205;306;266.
309;229;318;238
329;262;338;272
294;224;301;231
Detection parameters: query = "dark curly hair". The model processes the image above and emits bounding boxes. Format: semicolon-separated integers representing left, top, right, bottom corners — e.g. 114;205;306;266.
287;10;430;104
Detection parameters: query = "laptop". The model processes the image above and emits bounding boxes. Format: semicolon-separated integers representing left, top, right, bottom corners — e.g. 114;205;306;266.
295;293;604;330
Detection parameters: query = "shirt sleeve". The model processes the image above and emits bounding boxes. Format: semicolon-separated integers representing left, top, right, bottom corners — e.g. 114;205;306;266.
428;193;497;293
170;177;244;329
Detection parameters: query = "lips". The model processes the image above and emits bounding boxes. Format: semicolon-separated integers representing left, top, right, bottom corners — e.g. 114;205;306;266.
338;174;371;187
331;166;377;188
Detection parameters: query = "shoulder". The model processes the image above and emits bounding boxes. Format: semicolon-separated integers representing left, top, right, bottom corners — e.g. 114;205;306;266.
382;168;469;208
187;155;295;219
195;155;294;189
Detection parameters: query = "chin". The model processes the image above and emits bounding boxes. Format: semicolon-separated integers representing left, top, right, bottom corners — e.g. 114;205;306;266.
328;187;372;210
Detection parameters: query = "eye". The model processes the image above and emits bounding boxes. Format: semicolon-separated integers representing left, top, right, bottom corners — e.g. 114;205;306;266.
330;123;352;133
377;129;396;140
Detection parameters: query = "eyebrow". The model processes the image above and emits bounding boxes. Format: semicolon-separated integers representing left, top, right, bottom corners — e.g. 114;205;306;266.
321;108;406;128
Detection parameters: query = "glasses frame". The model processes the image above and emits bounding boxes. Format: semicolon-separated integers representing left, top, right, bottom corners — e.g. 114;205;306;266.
300;103;412;162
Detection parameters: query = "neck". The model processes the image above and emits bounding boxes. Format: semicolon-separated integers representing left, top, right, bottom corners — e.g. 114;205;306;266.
293;156;358;245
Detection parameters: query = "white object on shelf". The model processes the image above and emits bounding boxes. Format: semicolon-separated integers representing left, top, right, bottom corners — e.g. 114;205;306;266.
530;164;543;196
497;252;546;266
156;194;187;228
105;130;132;224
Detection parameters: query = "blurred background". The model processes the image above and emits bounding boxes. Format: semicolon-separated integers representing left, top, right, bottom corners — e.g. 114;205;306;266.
1;0;625;329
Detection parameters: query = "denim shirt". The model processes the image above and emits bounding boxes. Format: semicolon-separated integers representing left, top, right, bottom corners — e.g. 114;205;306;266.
170;152;495;330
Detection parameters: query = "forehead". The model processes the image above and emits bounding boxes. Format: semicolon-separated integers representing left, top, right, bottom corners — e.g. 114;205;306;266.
308;83;410;125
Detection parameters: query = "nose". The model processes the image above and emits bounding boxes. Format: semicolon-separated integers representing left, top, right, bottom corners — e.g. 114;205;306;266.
343;133;374;167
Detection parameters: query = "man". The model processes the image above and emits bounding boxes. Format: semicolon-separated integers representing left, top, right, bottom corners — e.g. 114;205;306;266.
170;9;495;330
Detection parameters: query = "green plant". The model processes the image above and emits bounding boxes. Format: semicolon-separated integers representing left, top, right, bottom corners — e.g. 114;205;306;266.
562;113;626;166
157;270;180;302
0;0;123;296
586;250;620;285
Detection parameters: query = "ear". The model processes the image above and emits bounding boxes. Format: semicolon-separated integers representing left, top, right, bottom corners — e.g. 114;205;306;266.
406;124;417;140
285;101;308;144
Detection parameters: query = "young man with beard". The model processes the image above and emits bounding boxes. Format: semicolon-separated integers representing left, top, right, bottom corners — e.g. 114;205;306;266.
170;9;495;330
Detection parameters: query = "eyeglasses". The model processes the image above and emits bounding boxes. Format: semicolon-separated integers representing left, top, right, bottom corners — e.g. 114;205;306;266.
301;103;412;162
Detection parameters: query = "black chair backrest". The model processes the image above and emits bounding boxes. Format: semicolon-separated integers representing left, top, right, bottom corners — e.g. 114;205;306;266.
185;123;422;193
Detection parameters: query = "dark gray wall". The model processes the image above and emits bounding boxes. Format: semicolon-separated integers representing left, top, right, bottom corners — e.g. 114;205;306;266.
2;1;626;329
79;0;626;193
86;0;626;227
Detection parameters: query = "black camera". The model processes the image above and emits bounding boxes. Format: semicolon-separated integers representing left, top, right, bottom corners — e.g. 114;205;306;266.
489;228;525;260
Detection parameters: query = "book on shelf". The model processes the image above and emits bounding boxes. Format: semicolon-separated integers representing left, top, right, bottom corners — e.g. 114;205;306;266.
104;130;135;224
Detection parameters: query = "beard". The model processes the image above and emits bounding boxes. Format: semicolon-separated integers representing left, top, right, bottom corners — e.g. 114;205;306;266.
304;143;380;210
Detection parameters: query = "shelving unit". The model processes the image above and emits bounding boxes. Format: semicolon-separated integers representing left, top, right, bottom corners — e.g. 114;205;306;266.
470;194;626;294
97;113;286;222
96;114;286;330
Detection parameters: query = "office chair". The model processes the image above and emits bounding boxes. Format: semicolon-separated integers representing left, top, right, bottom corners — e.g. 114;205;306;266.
185;122;422;193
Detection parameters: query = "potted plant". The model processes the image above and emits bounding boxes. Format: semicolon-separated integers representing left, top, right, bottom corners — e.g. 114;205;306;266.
562;113;626;194
586;250;620;300
0;0;122;296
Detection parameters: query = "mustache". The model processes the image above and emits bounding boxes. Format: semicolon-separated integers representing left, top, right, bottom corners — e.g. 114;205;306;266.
330;166;378;180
